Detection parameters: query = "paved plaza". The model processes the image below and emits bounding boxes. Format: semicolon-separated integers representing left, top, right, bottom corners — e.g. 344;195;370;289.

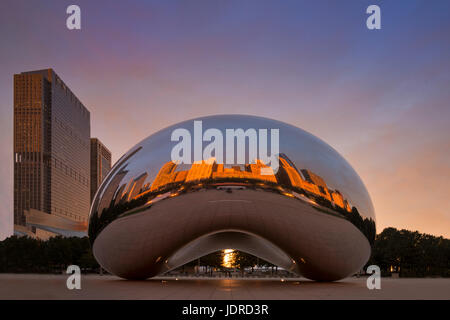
0;274;449;300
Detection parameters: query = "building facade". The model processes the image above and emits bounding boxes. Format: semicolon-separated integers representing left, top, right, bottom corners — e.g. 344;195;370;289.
14;69;91;237
90;138;112;203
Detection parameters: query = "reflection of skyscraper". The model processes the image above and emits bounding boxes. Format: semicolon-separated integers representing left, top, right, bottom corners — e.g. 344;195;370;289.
91;146;142;216
343;200;352;212
212;164;224;178
14;69;90;237
246;160;277;183
331;190;345;209
174;170;188;183
90;138;112;203
277;156;304;187
97;167;129;214
301;169;332;201
150;161;177;191
117;153;352;215
127;172;149;201
185;158;215;182
276;154;322;197
113;183;127;206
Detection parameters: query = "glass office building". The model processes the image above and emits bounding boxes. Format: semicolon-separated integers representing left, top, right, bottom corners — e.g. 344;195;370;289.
14;69;90;238
90;138;112;203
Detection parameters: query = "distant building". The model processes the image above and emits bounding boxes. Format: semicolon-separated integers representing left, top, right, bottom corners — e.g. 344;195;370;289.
90;138;112;203
14;69;90;239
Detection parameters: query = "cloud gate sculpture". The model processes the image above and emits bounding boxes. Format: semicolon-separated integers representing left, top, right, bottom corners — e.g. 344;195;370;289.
89;115;376;281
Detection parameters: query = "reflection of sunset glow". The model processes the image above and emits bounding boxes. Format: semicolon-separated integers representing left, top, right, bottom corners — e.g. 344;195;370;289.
222;249;236;268
128;156;353;215
100;153;359;230
282;192;294;198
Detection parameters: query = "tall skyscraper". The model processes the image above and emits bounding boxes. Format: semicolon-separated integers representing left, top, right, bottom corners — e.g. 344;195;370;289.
90;138;112;203
14;69;91;238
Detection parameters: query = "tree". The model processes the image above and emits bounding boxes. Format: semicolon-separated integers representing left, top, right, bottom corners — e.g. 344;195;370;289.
367;228;450;277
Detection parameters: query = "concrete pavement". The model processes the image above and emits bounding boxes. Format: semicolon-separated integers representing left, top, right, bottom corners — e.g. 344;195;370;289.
0;274;448;300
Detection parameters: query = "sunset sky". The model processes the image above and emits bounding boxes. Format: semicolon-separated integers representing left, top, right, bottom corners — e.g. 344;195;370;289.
0;0;449;240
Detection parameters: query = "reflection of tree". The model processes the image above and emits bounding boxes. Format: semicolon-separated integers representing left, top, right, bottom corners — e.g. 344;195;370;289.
89;194;149;244
328;205;376;246
201;251;223;275
179;250;269;274
169;250;286;277
181;251;223;276
233;251;258;273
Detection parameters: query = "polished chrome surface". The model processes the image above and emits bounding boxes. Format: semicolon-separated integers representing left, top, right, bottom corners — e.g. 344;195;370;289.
89;115;376;281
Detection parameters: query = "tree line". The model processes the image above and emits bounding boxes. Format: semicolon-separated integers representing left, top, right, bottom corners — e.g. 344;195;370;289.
0;236;98;273
366;227;450;277
0;227;449;277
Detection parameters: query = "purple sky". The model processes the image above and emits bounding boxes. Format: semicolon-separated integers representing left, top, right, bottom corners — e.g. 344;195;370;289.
1;0;450;240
